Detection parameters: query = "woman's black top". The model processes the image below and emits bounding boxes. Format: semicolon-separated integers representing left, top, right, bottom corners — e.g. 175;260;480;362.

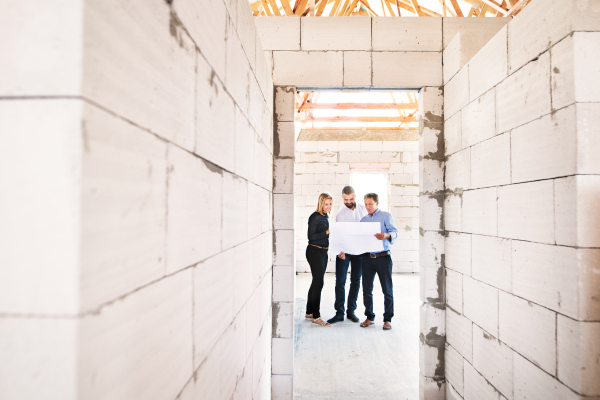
307;212;329;247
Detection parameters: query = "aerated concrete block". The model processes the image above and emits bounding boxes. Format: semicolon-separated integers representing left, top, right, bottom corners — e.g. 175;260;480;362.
420;159;444;193
463;361;503;400
470;133;510;189
496;52;551;134
442;17;509;49
446;308;473;363
254;17;300;51
512;241;578;318
273;51;343;87
444;194;463;232
194;250;234;364
372;52;442;88
273;229;294;266
301;17;371;51
463;276;499;337
1;100;83;314
461;88;495;149
445;232;471;276
196;55;236;171
471;235;511;293
343;51;372;86
275;121;295;159
446;269;463;314
86;0;196;149
275;86;296;122
223;172;249;250
497;180;554;244
462;187;497;236
445;148;471;191
0;0;82;96
446;343;465;397
576;103;600;175
272;338;293;375
472;325;513;400
274;158;294;194
513;353;579;400
235;107;256;181
178;348;220;400
273;266;294;302
507;0;600;74
79;271;193;400
271;374;293;400
167;144;222;273
468;26;508;101
445;111;462;156
445;66;470;120
557;316;600;396
420;194;443;232
499;291;556;375
552;32;600;109
510;107;577;184
0;318;78;400
420;373;445;400
373;18;442;51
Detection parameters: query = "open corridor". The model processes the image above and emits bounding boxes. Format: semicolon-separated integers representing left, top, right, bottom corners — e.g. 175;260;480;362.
294;273;420;399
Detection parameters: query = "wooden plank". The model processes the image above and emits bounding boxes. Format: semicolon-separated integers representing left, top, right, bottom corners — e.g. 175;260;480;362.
505;0;514;6
329;0;342;15
301;103;418;109
449;0;464;16
506;0;528;16
479;0;508;15
281;0;294;15
409;0;425;15
437;0;456;16
359;0;380;16
294;0;308;14
395;0;402;16
478;3;489;16
344;0;360;15
306;116;418;122
260;0;274;15
336;0;350;15
268;0;282;15
316;0;329;15
383;0;441;16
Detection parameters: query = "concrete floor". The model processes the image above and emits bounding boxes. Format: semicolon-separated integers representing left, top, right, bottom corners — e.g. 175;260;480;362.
294;273;420;400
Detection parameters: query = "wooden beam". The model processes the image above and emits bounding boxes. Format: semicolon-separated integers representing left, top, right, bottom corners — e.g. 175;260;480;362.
383;0;442;16
409;0;425;15
316;0;329;15
329;0;342;15
479;0;508;15
506;0;528;16
396;0;402;16
300;103;418;110
267;0;282;15
344;0;360;15
505;0;514;6
436;0;456;16
261;0;275;15
294;0;309;14
360;0;379;16
281;0;294;15
306;116;418;122
478;3;489;16
336;0;350;15
449;0;464;16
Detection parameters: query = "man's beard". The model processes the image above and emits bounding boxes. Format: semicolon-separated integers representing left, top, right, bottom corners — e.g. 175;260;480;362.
345;202;356;209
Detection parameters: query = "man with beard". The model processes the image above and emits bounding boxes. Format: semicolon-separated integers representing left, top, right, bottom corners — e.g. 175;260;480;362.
327;186;368;324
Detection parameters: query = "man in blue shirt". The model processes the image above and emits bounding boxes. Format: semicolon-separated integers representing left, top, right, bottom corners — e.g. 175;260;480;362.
359;193;398;331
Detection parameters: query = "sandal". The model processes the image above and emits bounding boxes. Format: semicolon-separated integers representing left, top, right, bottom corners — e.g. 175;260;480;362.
305;313;313;319
360;319;374;328
311;318;331;327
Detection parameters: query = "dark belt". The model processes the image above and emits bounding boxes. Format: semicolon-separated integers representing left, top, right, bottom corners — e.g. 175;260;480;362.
368;251;390;258
309;244;328;250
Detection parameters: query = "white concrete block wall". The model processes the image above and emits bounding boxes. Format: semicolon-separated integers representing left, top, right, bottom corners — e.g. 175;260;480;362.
1;1;273;399
294;139;420;274
443;1;600;399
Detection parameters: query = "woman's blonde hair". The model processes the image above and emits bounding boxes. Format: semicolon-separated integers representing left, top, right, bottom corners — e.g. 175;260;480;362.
316;192;333;215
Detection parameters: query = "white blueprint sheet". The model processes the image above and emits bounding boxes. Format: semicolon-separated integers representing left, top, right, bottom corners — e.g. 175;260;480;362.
328;222;384;256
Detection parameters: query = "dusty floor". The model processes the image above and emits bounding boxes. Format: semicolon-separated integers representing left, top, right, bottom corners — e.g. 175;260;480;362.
294;272;420;400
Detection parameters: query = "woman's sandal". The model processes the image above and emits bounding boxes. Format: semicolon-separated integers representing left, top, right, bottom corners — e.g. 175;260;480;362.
305;313;313;319
311;317;331;327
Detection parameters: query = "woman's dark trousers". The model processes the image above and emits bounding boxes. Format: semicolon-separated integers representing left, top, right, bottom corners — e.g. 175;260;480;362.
305;245;328;319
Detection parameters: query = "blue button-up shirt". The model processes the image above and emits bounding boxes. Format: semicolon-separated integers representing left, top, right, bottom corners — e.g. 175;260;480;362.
360;209;398;252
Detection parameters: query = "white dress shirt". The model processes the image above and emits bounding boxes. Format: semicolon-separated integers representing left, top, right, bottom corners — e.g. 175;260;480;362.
335;203;368;222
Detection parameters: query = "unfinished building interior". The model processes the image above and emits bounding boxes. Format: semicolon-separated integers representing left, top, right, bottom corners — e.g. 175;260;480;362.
1;0;599;399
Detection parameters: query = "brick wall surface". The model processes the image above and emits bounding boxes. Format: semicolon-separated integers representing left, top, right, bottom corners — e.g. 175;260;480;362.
293;139;420;273
443;1;600;399
0;0;273;399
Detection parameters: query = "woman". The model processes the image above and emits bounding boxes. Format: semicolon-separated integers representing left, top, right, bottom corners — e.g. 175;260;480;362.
305;192;333;327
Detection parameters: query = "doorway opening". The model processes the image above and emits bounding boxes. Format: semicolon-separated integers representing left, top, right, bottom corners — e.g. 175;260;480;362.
292;89;420;399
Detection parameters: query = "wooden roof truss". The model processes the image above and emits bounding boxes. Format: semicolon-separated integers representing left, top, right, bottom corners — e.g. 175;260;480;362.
251;0;533;17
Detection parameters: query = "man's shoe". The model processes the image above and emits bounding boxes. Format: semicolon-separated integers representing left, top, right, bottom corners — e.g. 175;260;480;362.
347;314;359;323
327;315;344;324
